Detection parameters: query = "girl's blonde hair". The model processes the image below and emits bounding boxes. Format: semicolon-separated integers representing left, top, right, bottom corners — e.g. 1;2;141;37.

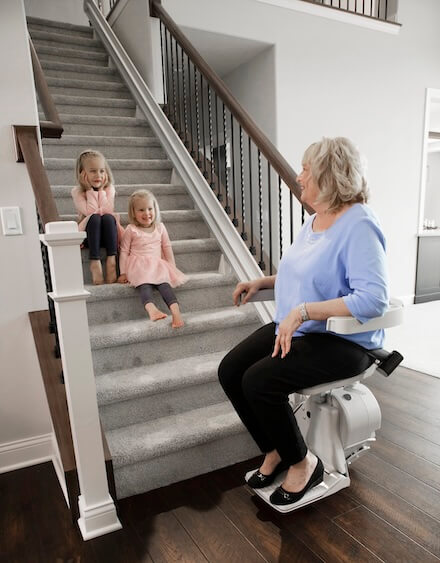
75;149;114;192
302;137;369;212
128;189;161;227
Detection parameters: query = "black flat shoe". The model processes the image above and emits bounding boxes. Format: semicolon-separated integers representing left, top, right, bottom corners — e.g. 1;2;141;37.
269;457;324;505
246;460;290;489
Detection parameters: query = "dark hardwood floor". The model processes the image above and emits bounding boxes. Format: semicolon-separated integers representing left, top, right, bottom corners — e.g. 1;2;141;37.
1;366;439;563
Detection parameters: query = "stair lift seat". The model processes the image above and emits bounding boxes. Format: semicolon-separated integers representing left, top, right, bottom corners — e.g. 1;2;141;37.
244;291;404;513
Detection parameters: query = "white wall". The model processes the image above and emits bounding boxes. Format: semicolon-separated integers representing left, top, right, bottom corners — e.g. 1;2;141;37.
425;152;440;226
162;0;440;302
223;46;277;145
0;0;52;469
24;0;88;26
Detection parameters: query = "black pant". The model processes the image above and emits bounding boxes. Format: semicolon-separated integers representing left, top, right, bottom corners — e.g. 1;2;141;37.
85;214;117;260
218;323;374;465
138;282;177;308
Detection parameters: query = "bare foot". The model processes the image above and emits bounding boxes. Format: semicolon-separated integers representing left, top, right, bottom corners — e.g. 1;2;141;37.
259;449;282;475
281;451;318;493
170;303;184;328
105;255;117;284
145;303;167;322
90;259;104;285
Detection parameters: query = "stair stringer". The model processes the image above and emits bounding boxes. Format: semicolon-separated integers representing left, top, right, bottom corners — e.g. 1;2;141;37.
84;0;274;326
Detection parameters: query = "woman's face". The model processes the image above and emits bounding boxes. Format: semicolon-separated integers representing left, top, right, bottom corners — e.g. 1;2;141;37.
297;162;320;207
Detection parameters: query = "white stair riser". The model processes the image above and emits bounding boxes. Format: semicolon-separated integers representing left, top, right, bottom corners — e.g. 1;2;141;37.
114;431;259;499
92;322;259;376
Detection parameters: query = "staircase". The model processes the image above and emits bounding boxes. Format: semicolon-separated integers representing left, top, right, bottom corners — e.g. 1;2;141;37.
28;16;261;499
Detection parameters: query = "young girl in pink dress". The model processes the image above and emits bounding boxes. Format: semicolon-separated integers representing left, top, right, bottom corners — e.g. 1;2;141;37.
71;150;124;285
117;190;187;328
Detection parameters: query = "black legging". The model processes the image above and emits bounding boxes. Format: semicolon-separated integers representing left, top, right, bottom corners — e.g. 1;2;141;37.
85;213;117;260
218;323;374;465
138;282;177;308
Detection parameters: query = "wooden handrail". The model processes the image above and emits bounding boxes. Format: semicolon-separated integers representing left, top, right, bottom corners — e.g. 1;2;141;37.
29;37;63;139
13;125;60;226
150;0;314;215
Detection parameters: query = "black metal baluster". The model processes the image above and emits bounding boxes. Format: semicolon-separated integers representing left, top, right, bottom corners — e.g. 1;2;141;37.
164;27;171;117
170;36;177;127
200;75;207;177
278;176;283;260
222;104;231;213
215;93;222;201
248;137;255;255
207;84;215;191
181;47;188;146
239;125;246;240
159;22;167;114
230;113;238;226
175;39;183;135
194;68;201;164
377;0;380;18
257;149;265;270
385;0;388;19
268;163;273;275
363;0;365;15
187;58;194;155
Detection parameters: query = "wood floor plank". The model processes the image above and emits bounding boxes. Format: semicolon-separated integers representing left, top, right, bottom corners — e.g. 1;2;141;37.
277;505;382;563
378;419;440;466
334;506;440;563
378;401;440;445
346;468;440;558
354;453;440;520
372;435;440;491
198;469;324;563
166;478;267;563
373;385;440;428
122;490;207;563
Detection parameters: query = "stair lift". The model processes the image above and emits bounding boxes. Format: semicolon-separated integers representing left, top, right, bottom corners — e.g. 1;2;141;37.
244;289;404;513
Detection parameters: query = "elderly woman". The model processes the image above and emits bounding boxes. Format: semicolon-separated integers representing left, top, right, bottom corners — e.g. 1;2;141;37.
218;137;388;506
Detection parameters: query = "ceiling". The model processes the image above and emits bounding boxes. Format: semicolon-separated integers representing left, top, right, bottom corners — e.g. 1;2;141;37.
180;26;272;78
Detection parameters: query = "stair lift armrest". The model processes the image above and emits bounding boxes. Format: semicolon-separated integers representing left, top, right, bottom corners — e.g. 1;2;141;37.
326;298;404;335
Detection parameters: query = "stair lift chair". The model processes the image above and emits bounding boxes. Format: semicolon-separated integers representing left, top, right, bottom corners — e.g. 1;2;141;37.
244;289;404;513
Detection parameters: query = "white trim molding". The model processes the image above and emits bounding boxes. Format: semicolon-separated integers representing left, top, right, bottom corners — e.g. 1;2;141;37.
0;433;53;474
255;0;401;34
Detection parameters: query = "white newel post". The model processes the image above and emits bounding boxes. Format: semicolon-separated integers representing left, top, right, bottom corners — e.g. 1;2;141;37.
40;221;122;540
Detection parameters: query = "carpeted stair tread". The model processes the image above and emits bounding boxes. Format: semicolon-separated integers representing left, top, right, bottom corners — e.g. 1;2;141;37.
89;305;258;350
106;401;247;468
61;209;202;224
96;350;227;405
46;76;130;93
44;158;171;169
40;59;117;76
33;44;108;64
44;114;148;127
85;271;235;303
51;183;188;197
29;29;105;50
27;16;93;36
43;135;161;147
45;95;136;109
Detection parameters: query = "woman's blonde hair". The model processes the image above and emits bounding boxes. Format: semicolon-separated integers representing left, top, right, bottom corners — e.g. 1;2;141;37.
75;149;114;191
128;189;161;227
302;137;369;212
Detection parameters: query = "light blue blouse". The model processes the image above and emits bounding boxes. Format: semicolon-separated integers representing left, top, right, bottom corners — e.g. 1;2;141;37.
273;203;389;349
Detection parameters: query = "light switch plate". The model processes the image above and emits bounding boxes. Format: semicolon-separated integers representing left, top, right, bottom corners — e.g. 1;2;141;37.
1;207;23;236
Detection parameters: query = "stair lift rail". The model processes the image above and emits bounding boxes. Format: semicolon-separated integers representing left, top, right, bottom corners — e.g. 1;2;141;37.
243;289;404;513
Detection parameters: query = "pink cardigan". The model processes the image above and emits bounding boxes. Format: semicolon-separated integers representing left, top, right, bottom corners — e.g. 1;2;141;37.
71;184;124;240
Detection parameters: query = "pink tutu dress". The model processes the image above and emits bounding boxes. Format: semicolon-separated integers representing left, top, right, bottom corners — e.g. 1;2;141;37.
119;223;187;288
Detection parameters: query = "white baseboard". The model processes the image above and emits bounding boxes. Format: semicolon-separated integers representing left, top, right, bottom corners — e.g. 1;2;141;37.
0;433;54;474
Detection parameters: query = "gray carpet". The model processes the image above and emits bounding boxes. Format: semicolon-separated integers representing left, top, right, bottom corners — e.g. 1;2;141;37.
28;16;261;498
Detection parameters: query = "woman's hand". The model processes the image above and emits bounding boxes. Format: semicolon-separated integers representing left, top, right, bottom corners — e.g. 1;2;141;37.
117;273;128;284
272;307;303;359
232;279;263;306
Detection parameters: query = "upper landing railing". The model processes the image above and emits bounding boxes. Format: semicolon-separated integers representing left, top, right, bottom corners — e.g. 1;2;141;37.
150;0;313;275
300;0;399;23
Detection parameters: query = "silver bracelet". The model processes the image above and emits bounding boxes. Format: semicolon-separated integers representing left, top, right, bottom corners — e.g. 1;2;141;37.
299;302;310;322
